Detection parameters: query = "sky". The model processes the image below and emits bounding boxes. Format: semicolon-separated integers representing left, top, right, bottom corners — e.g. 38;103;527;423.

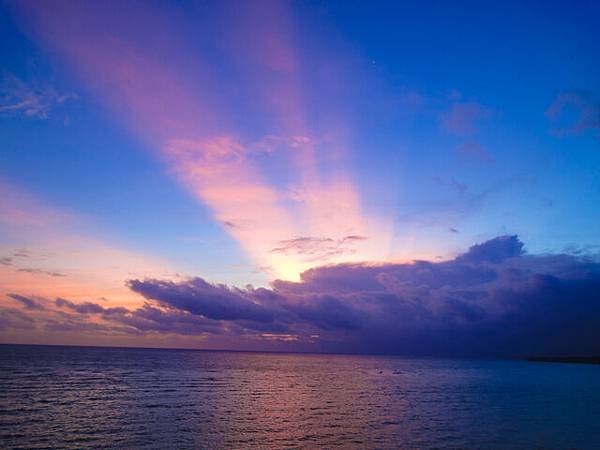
1;0;599;355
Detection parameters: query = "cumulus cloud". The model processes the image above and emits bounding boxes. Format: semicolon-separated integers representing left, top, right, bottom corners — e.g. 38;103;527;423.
3;235;600;356
122;235;600;355
456;234;524;263
127;278;276;323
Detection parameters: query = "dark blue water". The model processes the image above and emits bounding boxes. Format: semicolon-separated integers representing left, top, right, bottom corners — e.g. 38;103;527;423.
1;345;599;449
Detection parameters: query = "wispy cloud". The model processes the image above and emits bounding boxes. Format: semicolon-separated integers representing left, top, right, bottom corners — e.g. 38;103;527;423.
0;71;75;119
271;235;368;262
16;268;64;277
430;176;468;195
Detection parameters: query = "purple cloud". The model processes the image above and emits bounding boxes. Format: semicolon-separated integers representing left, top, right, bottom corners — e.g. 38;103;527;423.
3;235;600;356
109;304;225;336
456;235;524;263
442;101;492;136
546;90;600;139
127;278;276;323
0;256;13;266
124;235;600;355
16;268;64;277
8;293;46;310
55;297;128;315
442;100;495;165
0;308;36;329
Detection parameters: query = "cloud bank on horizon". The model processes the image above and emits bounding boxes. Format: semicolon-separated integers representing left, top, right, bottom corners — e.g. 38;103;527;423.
4;236;600;356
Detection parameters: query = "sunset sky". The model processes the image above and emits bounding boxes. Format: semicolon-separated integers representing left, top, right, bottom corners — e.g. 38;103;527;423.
1;0;599;354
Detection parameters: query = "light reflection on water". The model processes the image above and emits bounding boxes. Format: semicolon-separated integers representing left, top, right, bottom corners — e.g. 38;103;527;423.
1;345;599;449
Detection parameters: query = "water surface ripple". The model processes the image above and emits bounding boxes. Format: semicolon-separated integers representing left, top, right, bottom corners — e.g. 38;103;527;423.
1;345;599;449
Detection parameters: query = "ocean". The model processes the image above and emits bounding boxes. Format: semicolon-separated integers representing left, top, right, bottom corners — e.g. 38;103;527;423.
1;344;599;449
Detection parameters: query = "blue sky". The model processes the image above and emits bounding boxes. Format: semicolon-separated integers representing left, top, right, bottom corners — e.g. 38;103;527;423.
1;0;599;351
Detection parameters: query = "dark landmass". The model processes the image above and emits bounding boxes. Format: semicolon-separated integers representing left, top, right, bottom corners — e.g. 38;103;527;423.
527;356;600;365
